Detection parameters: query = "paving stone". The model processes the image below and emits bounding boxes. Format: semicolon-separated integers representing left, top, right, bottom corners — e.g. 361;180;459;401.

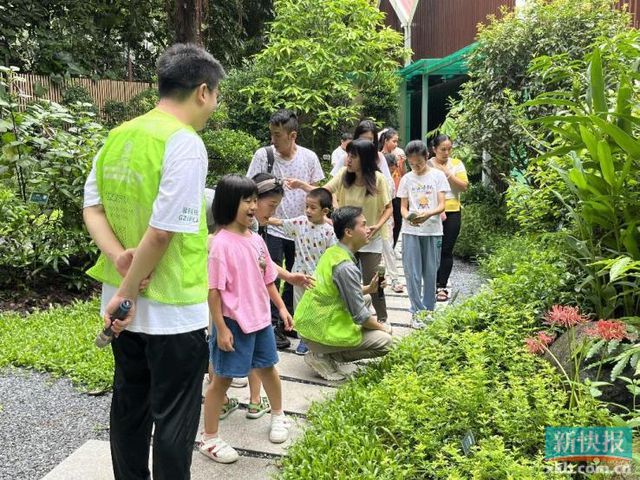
224;378;335;415
42;440;278;480
197;406;305;456
276;351;355;386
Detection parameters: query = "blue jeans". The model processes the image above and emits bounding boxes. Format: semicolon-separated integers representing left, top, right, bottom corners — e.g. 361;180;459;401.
402;234;442;313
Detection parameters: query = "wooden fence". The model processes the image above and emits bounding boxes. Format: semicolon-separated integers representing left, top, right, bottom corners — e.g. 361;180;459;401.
10;73;155;110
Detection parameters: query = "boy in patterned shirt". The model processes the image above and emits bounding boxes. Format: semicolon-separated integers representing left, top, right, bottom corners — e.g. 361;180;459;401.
268;188;336;354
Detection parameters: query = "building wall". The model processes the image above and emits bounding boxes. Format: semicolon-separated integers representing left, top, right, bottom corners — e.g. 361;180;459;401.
380;0;640;60
619;0;640;27
379;0;514;60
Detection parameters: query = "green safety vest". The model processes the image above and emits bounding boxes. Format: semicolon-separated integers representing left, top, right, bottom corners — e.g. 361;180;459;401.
294;245;363;347
86;108;208;305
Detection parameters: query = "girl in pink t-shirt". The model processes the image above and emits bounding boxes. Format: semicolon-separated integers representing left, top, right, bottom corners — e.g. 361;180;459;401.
199;175;293;464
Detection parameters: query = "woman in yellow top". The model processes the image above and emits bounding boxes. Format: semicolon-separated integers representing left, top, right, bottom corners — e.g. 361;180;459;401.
428;134;469;302
324;139;392;322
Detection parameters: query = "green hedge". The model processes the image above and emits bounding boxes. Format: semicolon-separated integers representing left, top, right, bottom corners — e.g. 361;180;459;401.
279;234;611;479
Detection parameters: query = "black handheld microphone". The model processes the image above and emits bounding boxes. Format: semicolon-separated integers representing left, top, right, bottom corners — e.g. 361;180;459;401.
95;300;132;348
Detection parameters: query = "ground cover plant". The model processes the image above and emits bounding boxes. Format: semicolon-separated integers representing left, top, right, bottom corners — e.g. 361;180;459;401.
279;235;615;478
0;298;112;391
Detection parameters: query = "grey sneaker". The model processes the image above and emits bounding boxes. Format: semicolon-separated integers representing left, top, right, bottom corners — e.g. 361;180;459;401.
411;315;426;329
304;353;346;381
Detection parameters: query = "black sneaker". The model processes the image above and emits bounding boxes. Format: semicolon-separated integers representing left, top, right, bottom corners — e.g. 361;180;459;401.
274;323;291;349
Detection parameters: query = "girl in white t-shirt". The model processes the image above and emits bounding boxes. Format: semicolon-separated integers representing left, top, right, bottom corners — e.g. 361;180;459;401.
397;140;450;329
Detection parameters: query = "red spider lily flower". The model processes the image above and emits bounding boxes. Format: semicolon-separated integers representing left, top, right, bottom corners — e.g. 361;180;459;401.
524;331;556;355
585;320;627;342
544;305;588;328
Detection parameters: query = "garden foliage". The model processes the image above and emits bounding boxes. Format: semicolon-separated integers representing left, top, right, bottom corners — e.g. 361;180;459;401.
450;0;630;191
280;235;611;478
0;67;105;289
228;0;410;153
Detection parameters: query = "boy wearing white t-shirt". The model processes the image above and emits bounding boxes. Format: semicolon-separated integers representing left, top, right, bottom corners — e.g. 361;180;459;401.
397;140;450;329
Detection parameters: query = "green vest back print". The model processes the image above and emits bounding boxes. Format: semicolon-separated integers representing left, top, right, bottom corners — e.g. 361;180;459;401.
87;108;208;305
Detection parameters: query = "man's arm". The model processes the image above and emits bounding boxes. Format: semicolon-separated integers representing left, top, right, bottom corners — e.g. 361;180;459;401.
83;205;125;265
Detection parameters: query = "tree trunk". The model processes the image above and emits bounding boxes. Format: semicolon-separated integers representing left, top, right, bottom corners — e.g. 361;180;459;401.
174;0;203;45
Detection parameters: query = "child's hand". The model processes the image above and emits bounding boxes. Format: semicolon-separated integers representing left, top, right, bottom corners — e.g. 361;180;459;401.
410;212;430;225
217;326;235;352
288;272;315;289
279;307;293;331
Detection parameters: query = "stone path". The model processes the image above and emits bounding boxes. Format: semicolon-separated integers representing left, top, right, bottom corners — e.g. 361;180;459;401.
30;258;481;479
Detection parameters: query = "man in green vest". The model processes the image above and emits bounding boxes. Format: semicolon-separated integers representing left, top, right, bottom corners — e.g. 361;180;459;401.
83;44;224;480
294;206;393;381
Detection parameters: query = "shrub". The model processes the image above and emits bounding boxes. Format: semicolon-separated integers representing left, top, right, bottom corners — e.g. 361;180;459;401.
102;99;130;128
0;68;105;290
450;0;631;191
453;184;513;260
279;234;611;478
200;128;262;185
127;88;159;119
61;84;96;112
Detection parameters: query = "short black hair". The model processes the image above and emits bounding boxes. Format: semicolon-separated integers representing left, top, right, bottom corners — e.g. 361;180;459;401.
213;174;258;226
405;140;429;158
332;206;363;240
269;109;298;133
340;132;353;142
157;43;225;100
307;187;333;211
384;153;397;168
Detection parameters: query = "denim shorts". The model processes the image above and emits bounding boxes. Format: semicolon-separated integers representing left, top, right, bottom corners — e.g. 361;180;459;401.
208;317;279;378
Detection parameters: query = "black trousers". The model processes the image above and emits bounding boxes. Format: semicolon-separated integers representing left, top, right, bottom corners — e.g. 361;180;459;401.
110;329;208;480
391;197;402;248
265;233;295;321
437;210;462;289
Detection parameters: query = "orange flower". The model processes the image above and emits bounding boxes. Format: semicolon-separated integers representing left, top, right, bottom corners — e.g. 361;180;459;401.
544;305;588;328
585;320;627;341
524;331;556;355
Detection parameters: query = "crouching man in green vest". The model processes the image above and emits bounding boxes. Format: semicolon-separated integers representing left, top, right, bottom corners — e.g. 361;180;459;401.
83;44;224;480
295;206;393;381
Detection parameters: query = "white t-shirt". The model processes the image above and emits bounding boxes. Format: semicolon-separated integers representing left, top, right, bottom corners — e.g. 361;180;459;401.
397;169;450;236
246;145;324;240
281;216;337;274
83;129;209;335
331;146;347;167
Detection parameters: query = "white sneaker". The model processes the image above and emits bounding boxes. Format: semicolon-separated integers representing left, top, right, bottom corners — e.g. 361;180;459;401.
197;434;239;464
269;414;291;443
231;377;248;388
411;311;434;329
411;318;426;329
304;353;346;381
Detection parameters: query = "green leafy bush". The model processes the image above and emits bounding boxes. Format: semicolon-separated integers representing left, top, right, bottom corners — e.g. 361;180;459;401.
102;99;130;128
279;235;611;478
450;0;630;191
126;88;159;119
239;0;409;153
201;128;261;185
61;84;96;112
0;67;105;289
0;298;112;391
453;184;513;260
